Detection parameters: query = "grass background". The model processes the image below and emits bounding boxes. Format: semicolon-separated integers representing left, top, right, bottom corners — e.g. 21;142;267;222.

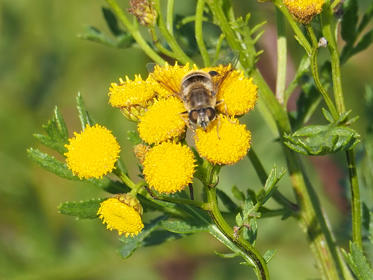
1;0;372;279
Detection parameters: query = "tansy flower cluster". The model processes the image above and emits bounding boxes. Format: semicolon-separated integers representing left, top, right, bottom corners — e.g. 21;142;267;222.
283;0;325;24
108;63;258;194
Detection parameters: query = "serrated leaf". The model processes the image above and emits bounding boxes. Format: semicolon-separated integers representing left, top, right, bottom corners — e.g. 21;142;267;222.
263;249;277;263
102;7;124;36
58;198;106;219
341;0;358;42
76;93;94;129
161;218;208;234
256;167;285;205
119;215;168;259
232;185;245;201
216;189;239;212
344;242;373;280
284;124;360;156
27;148;76;180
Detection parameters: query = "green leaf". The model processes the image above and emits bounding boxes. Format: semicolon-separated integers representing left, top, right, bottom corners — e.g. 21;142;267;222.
33;106;69;154
256;167;285;205
77;26;118;48
102;7;124;36
243;218;257;245
27;148;76;180
352;29;373;56
341;0;358;42
357;2;373;34
118;215;168;259
322;108;334;123
232;185;245;201
216;189;239;212
58;198;106;219
284;124;360;156
142;230;182;247
235;213;243;227
161;218;208;234
127;130;142;145
76;92;94;129
214;251;239;259
263;249;277;263
343;242;373;280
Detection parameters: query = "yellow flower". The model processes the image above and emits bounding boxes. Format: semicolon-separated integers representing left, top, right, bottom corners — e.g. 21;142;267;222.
195;116;251;165
108;75;155;108
149;62;193;97
98;194;144;237
216;69;258;116
65;124;120;179
143;142;195;194
283;0;325;24
138;97;186;144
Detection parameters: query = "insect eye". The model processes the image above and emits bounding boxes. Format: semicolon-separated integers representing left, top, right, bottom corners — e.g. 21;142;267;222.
206;108;216;121
208;70;219;77
189;110;199;123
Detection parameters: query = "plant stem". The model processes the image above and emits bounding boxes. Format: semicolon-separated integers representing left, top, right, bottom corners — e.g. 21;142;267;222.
195;0;211;67
321;5;362;249
154;0;195;65
166;0;174;35
275;9;287;105
306;25;339;120
106;0;165;65
274;0;312;55
206;185;269;280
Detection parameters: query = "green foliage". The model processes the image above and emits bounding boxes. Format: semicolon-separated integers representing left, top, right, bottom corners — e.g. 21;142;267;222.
284;111;361;156
161;218;209;234
58;198;106;219
76;92;95;129
343;242;373;280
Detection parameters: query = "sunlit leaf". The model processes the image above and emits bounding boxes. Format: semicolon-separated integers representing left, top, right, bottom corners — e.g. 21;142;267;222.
58;198;106;219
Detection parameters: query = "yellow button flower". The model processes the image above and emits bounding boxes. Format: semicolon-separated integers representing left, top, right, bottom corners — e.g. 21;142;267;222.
109;74;155;108
283;0;325;24
195;116;251;165
138;97;186;144
149;62;193;97
98;194;144;237
216;69;258;116
143;142;195;194
65;124;120;179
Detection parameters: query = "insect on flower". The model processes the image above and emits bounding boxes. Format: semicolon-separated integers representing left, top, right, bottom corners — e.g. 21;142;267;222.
148;63;236;130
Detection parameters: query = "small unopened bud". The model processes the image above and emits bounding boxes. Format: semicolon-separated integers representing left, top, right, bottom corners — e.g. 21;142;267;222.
283;0;325;24
128;0;157;27
134;144;149;164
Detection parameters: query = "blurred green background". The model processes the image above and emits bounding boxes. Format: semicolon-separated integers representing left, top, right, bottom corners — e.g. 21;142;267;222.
1;0;372;279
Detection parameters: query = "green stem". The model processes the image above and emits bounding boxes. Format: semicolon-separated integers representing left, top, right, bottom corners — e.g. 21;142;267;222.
106;0;165;65
275;9;287;105
149;28;179;59
306;25;339;120
274;0;312;55
195;0;211;67
166;0;174;35
247;149;299;212
321;4;362;249
206;186;269;280
347;149;362;248
154;0;195;65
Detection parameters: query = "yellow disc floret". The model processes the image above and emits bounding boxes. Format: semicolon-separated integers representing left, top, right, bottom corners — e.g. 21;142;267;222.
217;69;258;116
143;142;195;194
283;0;325;24
138;97;186;144
149;62;193;97
109;74;155;108
97;195;144;237
65;124;120;179
195;116;251;165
